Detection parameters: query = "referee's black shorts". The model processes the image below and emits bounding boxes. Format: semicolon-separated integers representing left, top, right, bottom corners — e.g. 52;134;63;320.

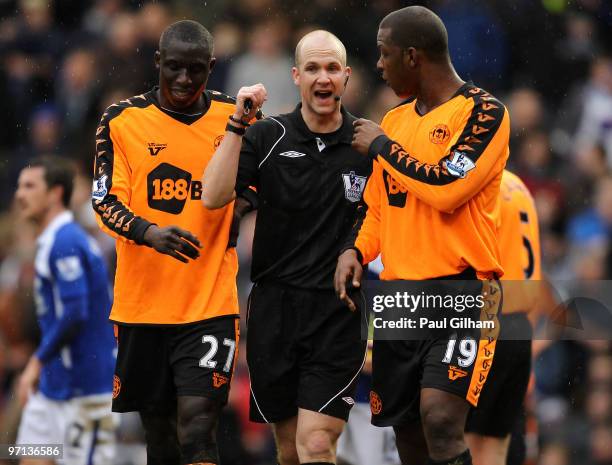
246;282;367;423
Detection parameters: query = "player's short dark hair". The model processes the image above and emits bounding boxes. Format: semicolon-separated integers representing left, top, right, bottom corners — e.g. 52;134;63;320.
380;6;449;62
159;20;214;57
28;156;75;207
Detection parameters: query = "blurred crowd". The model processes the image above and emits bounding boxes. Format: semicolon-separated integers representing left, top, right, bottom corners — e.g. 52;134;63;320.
0;0;611;464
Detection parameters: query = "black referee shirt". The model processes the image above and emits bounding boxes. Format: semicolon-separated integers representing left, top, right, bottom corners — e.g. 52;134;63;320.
235;104;372;290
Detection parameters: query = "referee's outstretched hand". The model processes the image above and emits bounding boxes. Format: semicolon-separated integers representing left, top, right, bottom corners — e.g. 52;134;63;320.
335;249;363;312
143;225;202;263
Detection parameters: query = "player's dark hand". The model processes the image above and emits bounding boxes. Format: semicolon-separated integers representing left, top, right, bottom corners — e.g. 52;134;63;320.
143;225;201;263
352;118;385;156
234;83;267;122
227;196;253;248
334;249;363;312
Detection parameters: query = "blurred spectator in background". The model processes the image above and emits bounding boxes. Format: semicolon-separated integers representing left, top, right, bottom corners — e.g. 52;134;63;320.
82;0;124;37
553;11;601;93
568;174;612;247
138;2;172;54
507;88;547;143
434;0;508;93
55;48;101;154
553;55;612;163
225;18;298;114
206;21;242;93
573;55;612;164
0;0;63;149
96;12;152;96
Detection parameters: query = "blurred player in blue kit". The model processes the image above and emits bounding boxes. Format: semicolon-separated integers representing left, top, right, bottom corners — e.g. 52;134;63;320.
14;156;117;465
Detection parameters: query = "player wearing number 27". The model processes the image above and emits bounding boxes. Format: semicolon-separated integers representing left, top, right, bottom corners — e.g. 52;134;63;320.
335;6;509;465
92;20;255;465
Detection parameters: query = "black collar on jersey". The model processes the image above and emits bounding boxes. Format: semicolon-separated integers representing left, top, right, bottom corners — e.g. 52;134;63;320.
288;103;355;146
413;80;475;117
451;80;475;99
145;86;212;125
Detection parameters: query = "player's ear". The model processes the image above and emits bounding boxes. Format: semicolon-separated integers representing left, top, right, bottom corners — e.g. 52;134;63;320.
209;57;216;73
404;47;417;67
291;66;300;86
49;184;64;207
154;50;161;69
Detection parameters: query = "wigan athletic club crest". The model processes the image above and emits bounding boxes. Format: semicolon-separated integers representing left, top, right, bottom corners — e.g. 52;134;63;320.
342;171;367;203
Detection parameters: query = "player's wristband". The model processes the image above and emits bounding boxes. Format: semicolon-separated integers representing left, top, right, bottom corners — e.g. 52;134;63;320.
226;123;246;136
228;115;250;127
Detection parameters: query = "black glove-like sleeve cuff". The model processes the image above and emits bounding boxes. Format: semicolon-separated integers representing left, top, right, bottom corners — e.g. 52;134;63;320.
238;188;259;211
368;134;392;161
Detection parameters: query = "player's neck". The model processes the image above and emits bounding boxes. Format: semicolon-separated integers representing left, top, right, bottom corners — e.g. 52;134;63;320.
37;205;67;235
301;105;343;134
415;65;464;116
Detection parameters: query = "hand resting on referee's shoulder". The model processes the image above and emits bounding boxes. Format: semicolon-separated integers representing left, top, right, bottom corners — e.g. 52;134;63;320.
351;118;386;157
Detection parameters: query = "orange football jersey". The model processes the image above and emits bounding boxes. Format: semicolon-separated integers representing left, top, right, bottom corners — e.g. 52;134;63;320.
92;89;239;325
352;84;509;279
498;170;542;314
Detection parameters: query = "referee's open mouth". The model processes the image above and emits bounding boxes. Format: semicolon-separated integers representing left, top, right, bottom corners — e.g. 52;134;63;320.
314;90;334;103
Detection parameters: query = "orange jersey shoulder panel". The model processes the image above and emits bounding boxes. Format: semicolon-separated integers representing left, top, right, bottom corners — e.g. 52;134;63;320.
93;90;239;324
355;85;508;279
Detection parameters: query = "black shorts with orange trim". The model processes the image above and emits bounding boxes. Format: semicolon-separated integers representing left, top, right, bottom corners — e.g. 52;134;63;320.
466;312;532;437
112;316;240;413
370;275;501;427
247;283;368;423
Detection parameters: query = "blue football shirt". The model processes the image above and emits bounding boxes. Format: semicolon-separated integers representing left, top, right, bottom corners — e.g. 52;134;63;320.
34;211;115;400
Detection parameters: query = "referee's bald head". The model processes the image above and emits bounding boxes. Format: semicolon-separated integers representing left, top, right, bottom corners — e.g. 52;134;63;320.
380;6;449;63
295;30;347;68
159;20;214;58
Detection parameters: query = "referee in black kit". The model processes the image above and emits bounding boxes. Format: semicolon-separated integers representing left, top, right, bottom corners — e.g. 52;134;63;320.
202;30;370;465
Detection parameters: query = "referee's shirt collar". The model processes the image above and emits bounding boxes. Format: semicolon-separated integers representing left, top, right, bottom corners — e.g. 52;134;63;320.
288;103;355;145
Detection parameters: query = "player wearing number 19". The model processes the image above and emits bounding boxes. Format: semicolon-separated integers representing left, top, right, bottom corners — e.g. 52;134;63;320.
335;6;509;465
92;20;254;465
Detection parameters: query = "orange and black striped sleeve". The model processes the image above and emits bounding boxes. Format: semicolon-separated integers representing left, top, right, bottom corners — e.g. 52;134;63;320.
92;102;153;244
368;93;510;213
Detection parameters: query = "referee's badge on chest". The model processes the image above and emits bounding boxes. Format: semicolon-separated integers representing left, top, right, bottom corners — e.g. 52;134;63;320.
342;171;367;203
